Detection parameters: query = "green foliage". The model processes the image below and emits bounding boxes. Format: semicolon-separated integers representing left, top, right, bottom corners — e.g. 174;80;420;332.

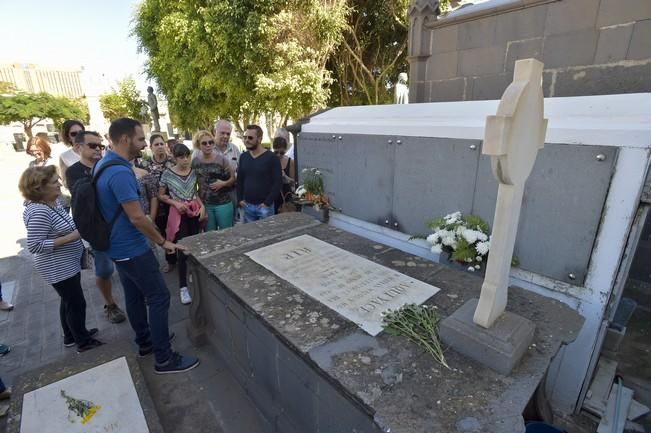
383;303;449;368
99;78;150;123
329;0;410;106
301;168;325;195
0;92;87;137
133;0;348;131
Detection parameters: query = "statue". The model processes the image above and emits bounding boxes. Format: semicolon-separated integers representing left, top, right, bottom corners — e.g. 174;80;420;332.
394;73;409;104
147;86;161;132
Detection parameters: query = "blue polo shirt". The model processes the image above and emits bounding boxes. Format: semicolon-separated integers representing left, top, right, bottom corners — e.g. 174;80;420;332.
95;151;149;260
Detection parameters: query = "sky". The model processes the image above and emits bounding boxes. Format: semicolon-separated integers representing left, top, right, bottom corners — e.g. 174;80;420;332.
0;0;149;93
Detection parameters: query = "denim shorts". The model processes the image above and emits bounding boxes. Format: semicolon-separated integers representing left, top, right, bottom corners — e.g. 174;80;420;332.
93;250;115;278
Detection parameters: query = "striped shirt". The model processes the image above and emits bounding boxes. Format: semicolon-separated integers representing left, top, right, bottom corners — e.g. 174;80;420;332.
159;168;198;202
23;202;83;284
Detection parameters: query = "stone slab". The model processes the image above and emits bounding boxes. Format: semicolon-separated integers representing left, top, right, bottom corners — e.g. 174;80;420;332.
440;298;535;375
7;342;163;433
245;234;440;336
20;357;149;433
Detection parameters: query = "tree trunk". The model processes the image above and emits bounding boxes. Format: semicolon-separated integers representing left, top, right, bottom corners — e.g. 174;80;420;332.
23;123;33;138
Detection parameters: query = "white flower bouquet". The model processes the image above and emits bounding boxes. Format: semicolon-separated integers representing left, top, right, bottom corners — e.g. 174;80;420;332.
425;211;491;271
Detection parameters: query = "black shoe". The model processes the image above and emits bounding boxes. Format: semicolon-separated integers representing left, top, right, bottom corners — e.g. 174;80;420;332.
76;338;104;353
138;332;176;357
65;328;99;347
154;352;200;375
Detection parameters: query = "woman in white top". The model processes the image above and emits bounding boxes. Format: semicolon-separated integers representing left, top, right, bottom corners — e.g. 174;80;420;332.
58;120;84;190
58;120;85;212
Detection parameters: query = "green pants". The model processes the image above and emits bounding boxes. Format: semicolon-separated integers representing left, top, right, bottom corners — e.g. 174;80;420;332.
205;202;234;231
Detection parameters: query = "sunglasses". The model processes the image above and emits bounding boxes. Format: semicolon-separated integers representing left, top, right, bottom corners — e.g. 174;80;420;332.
244;135;257;140
69;131;80;137
86;142;105;150
200;140;215;146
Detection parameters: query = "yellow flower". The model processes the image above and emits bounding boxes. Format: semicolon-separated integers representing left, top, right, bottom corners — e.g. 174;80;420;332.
81;405;101;424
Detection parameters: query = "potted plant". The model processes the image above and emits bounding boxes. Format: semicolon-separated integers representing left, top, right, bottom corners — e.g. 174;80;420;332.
295;168;331;221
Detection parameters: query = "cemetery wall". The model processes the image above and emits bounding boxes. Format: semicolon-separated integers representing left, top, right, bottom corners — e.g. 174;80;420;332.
409;0;651;103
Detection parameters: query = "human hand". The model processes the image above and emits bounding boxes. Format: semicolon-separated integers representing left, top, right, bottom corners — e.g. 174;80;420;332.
238;200;247;208
209;180;224;191
161;240;187;255
174;202;188;212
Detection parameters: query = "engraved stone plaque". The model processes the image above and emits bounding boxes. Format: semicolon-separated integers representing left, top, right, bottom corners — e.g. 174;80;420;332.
20;357;149;433
245;235;440;335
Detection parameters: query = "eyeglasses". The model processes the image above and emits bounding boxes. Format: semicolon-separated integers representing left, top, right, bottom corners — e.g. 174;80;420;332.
86;142;106;150
244;135;256;140
69;131;80;138
200;140;215;146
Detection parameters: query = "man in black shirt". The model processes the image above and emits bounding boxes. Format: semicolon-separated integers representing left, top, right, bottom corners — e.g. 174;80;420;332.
66;131;127;324
236;124;282;223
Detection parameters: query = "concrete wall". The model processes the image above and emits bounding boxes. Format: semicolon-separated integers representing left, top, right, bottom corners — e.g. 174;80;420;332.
409;0;651;102
188;259;384;433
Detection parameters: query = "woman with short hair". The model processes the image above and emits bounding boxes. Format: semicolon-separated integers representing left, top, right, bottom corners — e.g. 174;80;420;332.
191;130;235;231
26;136;55;168
19;166;102;353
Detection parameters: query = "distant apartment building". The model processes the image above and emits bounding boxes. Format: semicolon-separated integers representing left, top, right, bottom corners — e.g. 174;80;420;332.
0;63;84;98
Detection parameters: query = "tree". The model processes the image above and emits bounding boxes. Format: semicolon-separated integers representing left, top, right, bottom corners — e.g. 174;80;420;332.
0;81;16;95
329;0;410;106
133;0;348;132
0;92;88;138
99;78;151;123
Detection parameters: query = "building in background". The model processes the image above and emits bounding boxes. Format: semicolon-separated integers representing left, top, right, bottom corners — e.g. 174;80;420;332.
0;63;84;98
0;63;173;148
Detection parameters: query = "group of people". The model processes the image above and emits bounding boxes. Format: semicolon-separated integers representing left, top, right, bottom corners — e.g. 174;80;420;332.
17;116;296;375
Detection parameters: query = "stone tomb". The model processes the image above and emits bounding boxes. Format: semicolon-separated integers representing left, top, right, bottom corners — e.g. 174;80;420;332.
184;213;584;433
245;234;440;336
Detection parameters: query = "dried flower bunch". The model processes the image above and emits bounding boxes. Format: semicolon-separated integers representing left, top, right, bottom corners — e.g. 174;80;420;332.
382;303;449;368
426;211;491;272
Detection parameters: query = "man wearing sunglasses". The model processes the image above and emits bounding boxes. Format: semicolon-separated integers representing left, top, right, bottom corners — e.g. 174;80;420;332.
237;124;282;222
66;131;127;325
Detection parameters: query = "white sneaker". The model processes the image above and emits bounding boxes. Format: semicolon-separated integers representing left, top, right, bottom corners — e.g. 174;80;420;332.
179;287;192;305
0;301;14;311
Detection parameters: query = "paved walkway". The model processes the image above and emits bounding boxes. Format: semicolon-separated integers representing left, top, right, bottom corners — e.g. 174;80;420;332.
0;146;268;433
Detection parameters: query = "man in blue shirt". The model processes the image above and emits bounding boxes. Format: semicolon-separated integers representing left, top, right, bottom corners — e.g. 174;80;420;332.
96;117;199;374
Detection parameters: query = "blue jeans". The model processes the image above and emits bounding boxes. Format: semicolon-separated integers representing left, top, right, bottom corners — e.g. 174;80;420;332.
243;203;274;223
114;250;172;364
93;250;114;278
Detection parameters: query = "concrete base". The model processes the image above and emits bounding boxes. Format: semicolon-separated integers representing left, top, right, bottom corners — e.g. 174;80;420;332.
440;298;535;375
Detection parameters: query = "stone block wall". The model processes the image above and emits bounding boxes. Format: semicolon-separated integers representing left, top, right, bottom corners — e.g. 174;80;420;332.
188;258;384;433
409;0;651;102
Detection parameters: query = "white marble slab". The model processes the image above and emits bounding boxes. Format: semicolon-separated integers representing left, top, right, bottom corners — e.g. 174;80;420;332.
20;357;149;433
245;235;441;335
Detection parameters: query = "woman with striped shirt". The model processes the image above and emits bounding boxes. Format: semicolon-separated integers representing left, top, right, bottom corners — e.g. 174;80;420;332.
19;166;103;353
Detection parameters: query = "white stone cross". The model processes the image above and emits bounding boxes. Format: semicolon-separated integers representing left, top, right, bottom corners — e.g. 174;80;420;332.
473;59;548;328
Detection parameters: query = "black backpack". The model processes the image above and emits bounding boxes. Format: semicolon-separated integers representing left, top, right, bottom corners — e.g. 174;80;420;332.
71;160;131;251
